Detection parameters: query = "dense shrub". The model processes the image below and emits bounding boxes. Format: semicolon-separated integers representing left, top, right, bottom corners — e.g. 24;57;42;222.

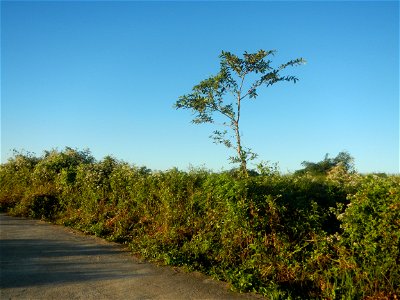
325;175;400;299
0;148;398;299
0;151;39;211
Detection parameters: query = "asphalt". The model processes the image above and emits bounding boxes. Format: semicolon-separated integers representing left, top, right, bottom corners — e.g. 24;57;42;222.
0;213;262;300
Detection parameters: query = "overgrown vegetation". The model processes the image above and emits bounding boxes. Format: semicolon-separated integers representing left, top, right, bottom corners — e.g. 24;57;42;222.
1;147;398;299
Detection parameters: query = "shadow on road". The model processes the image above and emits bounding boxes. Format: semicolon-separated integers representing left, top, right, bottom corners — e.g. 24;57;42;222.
0;214;261;300
0;215;151;289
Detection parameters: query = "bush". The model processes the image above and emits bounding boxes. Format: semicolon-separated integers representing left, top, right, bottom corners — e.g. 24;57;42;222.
0;151;39;211
0;148;398;299
328;175;400;298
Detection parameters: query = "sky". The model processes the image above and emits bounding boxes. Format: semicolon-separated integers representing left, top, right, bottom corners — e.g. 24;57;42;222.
1;1;399;174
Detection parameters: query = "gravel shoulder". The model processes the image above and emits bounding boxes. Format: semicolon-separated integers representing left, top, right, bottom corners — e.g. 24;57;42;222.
0;213;263;300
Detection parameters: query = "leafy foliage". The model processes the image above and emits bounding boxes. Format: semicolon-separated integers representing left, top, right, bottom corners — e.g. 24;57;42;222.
295;151;355;176
0;148;398;299
175;50;305;176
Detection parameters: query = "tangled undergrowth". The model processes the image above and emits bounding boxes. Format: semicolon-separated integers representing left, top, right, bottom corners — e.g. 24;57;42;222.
1;148;398;299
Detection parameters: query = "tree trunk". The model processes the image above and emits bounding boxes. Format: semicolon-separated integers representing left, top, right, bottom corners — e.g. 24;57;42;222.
235;87;248;178
234;122;248;177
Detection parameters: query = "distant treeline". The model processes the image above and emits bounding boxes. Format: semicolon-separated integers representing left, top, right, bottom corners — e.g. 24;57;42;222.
0;147;399;299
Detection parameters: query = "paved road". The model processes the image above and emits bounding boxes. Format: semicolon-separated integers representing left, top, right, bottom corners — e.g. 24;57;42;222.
0;213;262;300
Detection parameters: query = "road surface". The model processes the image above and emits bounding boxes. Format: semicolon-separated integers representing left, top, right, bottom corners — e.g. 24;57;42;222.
0;213;262;300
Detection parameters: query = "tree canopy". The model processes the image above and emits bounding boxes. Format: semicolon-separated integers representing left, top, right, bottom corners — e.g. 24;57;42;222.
175;49;305;176
295;151;355;175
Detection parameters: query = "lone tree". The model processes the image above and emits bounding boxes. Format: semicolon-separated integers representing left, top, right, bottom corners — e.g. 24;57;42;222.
175;50;305;176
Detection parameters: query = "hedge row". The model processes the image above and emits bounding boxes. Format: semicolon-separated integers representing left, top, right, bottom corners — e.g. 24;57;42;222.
1;148;398;299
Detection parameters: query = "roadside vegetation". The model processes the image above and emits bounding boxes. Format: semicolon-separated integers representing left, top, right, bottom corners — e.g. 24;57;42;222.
0;147;399;299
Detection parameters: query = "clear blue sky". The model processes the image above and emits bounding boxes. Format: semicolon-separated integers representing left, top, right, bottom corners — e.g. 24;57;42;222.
2;1;399;173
